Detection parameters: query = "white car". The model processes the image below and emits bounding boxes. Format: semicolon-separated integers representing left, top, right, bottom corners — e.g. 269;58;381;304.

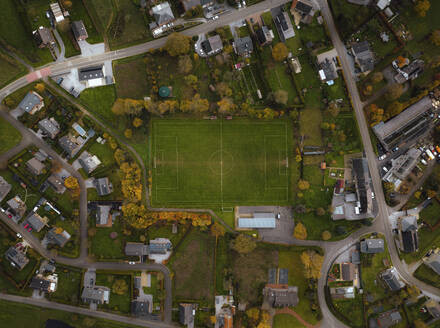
382;166;388;173
213;15;219;20
128;261;136;265
378;154;386;161
371;192;375;199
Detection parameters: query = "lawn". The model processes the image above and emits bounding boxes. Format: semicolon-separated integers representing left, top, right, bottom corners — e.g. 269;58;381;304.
169;229;215;302
264;61;300;106
95;273;132;313
91;219;127;260
68;0;102;44
0;51;26;88
414;264;440;289
90;0;115;31
0;117;22;154
114;56;149;98
79;86;117;124
0;299;143;328
300;107;322;146
108;0;152;49
151;118;293;207
49;265;82;305
332;294;364;328
0;0;53;66
0;169;39;210
272;314;306;328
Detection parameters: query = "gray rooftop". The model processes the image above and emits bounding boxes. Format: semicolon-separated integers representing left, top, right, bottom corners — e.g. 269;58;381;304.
352;41;374;72
360;238;384;253
94;177;113;196
18;92;43;113
234;36;253;56
425;252;440;275
78;66;104;81
72;21;88;40
152;2;175;26
27;213;46;232
5;246;29;270
0;176;11;203
125;242;149;256
38;118;60;138
96;205;112;225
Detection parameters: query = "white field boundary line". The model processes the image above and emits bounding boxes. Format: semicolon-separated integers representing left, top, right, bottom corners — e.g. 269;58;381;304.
264;133;289;202
220;119;224;209
155;136;179;192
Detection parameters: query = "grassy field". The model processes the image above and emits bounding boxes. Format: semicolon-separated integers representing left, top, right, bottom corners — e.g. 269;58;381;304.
151;118;293;207
0;117;21;154
272;314;306;328
90;0;115;31
414;263;440;289
0;299;143;328
80;86;117;123
0;51;26;88
169;229;215;302
114;56;149;98
300;107;322;146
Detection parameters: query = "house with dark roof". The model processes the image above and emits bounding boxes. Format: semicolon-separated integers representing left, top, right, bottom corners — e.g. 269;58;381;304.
274;11;295;42
291;0;315;24
394;59;424;83
0;176;12;203
152;2;175;27
376;309;402;328
263;286;299;307
58;135;83;158
398;215;418;253
81;286;110;304
351;249;361;264
47;174;66;194
38;118;60;139
94;177;113;196
78;66;106;88
351;41;374;73
381;267;404;291
131;300;152;317
318;58;338;84
29;274;58;293
26;157;45;176
71;21;88;41
347;0;371;4
341;263;355;281
6;196;27;219
382;148;422;190
26;212;47;232
179;303;196;328
180;0;213;11
33;27;56;48
125;242;149;257
256;26;274;46
18;91;44;115
5;246;29;270
233;37;253;57
424;251;440;275
201;35;223;56
360;238;384;253
45;227;71;248
96;204;112;226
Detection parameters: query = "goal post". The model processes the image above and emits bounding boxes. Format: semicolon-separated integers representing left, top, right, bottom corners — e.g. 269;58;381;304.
221;207;233;212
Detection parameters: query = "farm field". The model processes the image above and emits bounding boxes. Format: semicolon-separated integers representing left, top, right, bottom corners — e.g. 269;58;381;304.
0;117;21;154
150;119;293;207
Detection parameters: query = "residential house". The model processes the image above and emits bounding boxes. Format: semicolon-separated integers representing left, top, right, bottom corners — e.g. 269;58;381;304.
71;21;88;41
424;250;440;275
94;177;113;196
256;26;274;46
394;59;424;83
201;35;223;56
381;267;405;291
351;41;374;73
152;2;175;27
33;27;55;48
125;242;149;257
376;309;402;328
149;238;172;255
96;204;112;226
291;0;316;24
6;196;27;219
179;303;196;328
58;135;83;158
81;286;110;304
382;148;422;190
131;300;152;317
18;91;44;115
351;249;361;265
360;238;384;253
372;96;434;151
78;66;106;88
26;157;45;176
45;227;71;248
262;286;299;307
78;151;101;174
274;12;295;42
26;212;47;232
5;246;29;271
340;262;355;281
425;299;440;319
330;286;355;299
50;3;65;23
376;0;391;10
38;118;60;139
233;37;253;57
0;176;11;203
215;295;235;328
318;58;338;85
398;214;418;253
47;174;66;194
29;274;58;293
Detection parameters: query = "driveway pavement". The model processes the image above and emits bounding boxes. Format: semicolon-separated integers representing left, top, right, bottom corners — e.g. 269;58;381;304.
258;206;294;243
78;40;105;57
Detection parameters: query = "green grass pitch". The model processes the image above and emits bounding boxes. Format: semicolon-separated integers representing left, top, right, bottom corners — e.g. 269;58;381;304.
150;119;293;207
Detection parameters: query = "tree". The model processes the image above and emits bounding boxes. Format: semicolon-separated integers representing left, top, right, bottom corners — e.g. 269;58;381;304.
165;33;190;56
386;101;404;118
124;129;133;139
64;176;79;190
272;43;288;62
178;55;193;74
112;98;126;116
370;72;383;84
231;234;256;254
210;222;225;239
132;117;143;128
300;250;324;279
246;307;260;324
62;0;73;8
316;208;325;216
413;319;427;328
217;97;236;113
34;83;45;93
294;222;307;240
112;279;128;295
122;203;153;229
327;103;340;117
298;179;310;190
430;30;440;46
385;83;404;101
414;0;430;17
184;74;198;87
321;231;331;240
114;148;126;165
216;82;233;98
273;90;288;105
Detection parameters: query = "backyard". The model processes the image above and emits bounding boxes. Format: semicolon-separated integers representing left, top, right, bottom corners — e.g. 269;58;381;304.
272;314;306;328
49;265;82;305
95;272;132;314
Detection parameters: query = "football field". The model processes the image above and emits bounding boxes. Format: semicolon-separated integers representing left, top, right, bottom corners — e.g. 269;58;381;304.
150;119;292;207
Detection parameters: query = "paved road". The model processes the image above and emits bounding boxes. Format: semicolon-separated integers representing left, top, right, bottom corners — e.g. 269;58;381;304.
0;293;176;328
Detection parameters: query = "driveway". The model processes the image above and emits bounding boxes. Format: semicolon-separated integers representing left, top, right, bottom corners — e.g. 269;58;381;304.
258;206;294;243
78;40;105;57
